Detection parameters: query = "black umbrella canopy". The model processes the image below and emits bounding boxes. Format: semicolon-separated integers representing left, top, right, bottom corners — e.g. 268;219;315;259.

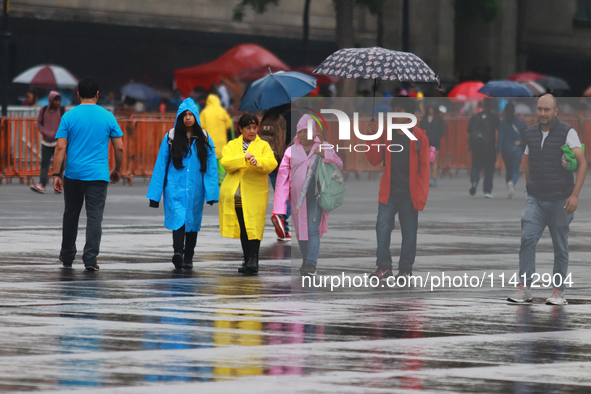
312;47;440;86
537;77;570;91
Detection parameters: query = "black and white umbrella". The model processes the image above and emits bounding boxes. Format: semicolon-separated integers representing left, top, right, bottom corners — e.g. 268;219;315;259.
313;47;439;85
313;47;439;117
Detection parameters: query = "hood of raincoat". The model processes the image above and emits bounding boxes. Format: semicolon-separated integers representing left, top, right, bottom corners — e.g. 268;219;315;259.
294;114;321;145
175;98;201;127
48;91;61;105
205;94;222;109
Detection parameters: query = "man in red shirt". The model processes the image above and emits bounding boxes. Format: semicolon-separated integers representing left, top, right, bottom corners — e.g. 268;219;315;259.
365;98;431;280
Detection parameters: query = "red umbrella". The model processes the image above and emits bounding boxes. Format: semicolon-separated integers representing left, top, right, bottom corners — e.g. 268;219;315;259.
294;66;339;86
238;65;290;82
508;71;547;82
447;81;489;101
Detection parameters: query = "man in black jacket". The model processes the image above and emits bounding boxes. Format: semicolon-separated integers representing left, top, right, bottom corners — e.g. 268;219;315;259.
467;98;500;198
508;95;587;305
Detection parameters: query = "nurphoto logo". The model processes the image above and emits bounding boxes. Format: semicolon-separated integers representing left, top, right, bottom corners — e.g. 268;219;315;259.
306;108;418;153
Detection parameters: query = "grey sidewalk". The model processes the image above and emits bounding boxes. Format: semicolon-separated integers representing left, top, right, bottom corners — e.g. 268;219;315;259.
0;173;590;393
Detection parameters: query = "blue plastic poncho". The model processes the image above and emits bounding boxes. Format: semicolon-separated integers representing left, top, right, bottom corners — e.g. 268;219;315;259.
147;98;219;231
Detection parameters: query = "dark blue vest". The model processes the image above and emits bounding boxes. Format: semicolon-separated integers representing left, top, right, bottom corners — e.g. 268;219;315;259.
525;118;574;201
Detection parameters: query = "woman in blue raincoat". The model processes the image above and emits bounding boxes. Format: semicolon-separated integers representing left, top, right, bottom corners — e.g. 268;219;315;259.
147;98;219;269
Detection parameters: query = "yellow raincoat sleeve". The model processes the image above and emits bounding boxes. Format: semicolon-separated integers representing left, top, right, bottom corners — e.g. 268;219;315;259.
220;143;246;173
252;141;278;175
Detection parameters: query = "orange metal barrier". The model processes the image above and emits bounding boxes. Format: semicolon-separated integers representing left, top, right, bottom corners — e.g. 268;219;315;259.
1;115;590;184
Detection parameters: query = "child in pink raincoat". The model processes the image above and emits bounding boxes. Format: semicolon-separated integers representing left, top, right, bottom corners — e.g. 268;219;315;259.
272;114;343;276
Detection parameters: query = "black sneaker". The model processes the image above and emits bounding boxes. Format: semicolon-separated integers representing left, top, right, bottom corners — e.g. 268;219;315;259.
299;262;317;276
85;264;99;272
172;253;183;269
369;267;393;280
59;255;72;268
469;183;477;196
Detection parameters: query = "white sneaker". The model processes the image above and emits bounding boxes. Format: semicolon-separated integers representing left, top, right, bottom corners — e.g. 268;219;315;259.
546;288;567;305
484;193;494;198
507;285;533;303
507;181;514;199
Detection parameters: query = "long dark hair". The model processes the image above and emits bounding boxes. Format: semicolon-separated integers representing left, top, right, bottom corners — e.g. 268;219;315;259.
172;110;209;172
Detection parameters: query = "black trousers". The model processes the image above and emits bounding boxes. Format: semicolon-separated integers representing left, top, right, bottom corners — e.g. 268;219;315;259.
172;225;198;262
235;206;260;261
39;145;55;187
60;177;108;266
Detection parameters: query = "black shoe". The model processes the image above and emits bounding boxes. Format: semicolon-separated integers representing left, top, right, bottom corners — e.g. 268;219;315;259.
59;255;72;268
469;183;477;196
172;253;183;269
182;254;193;269
85;264;99;272
239;257;259;275
369;267;393;280
299;262;317;276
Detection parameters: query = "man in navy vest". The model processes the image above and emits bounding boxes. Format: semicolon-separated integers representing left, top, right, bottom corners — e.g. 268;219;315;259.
508;94;586;305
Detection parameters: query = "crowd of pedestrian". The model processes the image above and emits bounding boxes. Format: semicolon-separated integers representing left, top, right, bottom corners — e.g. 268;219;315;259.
33;74;587;306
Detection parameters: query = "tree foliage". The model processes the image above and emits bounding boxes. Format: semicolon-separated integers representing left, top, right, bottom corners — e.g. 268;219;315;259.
233;0;280;22
455;0;502;23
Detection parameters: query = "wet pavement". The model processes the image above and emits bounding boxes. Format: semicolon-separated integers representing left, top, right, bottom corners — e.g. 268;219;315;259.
1;174;591;393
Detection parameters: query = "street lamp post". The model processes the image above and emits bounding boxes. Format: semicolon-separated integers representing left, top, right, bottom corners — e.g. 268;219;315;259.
1;0;10;116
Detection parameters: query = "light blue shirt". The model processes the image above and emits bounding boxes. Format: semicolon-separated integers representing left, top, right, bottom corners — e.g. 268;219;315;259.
55;104;123;182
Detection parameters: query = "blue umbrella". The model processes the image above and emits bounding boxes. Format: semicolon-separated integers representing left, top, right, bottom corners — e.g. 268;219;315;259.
121;83;158;101
238;71;317;112
478;81;534;97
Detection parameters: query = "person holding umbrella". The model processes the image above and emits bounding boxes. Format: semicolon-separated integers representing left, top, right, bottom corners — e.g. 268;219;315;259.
365;98;431;281
219;114;277;275
272;115;343;276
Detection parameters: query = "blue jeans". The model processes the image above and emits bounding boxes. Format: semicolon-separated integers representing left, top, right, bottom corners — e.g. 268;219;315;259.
297;197;321;266
269;168;290;233
519;196;573;290
375;196;418;273
470;150;496;193
502;145;523;186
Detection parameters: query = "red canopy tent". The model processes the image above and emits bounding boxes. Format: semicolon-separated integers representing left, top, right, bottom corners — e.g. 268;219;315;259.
174;44;290;96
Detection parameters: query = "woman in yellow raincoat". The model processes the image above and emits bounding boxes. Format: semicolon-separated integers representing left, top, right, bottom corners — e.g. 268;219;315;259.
219;114;277;275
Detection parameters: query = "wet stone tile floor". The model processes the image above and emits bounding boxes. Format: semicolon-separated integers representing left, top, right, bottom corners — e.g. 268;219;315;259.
1;175;591;393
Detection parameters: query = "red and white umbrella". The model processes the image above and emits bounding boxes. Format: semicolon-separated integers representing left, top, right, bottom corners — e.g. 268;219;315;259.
12;64;78;88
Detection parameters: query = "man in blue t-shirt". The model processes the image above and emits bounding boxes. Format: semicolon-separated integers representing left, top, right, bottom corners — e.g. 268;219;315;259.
52;77;125;271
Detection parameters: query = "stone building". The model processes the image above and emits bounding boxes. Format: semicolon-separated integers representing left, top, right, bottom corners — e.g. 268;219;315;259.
3;0;591;97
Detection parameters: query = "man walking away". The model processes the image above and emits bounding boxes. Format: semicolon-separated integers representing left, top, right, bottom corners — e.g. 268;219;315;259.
508;95;586;305
31;91;66;194
467;98;500;198
52;77;125;271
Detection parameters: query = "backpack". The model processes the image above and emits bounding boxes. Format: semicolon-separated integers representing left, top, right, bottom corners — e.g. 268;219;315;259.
259;113;287;161
39;106;65;126
314;160;345;213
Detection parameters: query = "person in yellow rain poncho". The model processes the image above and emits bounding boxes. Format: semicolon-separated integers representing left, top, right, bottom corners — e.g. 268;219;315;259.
219;114;277;275
200;93;233;185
